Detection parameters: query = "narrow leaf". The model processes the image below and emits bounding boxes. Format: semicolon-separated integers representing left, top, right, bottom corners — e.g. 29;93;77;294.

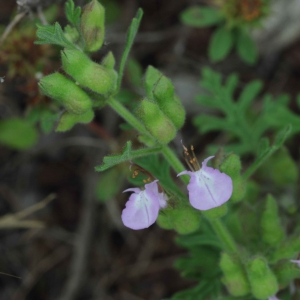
238;80;263;112
65;0;81;27
236;29;257;65
35;22;76;49
180;6;224;27
117;8;143;92
209;27;234;62
95;141;162;171
0;118;38;150
243;124;292;180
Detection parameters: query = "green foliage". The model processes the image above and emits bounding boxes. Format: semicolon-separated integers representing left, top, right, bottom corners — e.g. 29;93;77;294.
194;68;295;156
0;118;38;149
96;168;124;202
65;0;81;28
236;29;257;65
95;141;162;172
180;6;224;27
209;27;234;62
35;22;76;49
260;194;285;247
117;8;143;92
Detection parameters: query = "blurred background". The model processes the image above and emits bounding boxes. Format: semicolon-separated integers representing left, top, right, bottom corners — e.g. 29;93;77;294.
0;0;300;299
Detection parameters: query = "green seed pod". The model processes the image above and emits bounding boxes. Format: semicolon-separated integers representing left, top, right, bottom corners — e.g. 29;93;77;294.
144;66;186;129
56;110;94;132
80;0;105;52
61;49;114;95
260;194;285;246
230;177;246;203
220;153;242;178
156;211;173;230
144;66;161;100
39;72;92;115
157;95;185;129
202;203;228;220
135;98;176;144
170;206;201;234
246;257;278;299
220;252;250;296
269;235;300;263
273;260;300;288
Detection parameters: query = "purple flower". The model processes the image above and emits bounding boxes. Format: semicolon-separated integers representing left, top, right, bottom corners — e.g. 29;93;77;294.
178;156;233;210
290;259;300;267
268;296;280;300
122;180;167;230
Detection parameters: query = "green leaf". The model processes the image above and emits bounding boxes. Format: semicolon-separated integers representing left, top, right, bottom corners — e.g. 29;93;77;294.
175;233;222;249
117;8;143;92
65;0;81;28
180;6;224;28
236;29;257;65
96;168;124;202
0;118;38;150
40;111;60;133
95;141;162;172
209;27;234;62
238;80;263;112
35;22;76;49
243;124;292;180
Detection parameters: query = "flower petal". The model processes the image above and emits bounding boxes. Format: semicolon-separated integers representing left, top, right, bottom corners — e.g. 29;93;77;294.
121;182;160;230
180;156;233;210
290;259;300;267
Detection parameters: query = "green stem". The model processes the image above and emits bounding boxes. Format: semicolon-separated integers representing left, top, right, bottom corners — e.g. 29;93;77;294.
108;97;239;254
107;97;153;140
210;219;238;253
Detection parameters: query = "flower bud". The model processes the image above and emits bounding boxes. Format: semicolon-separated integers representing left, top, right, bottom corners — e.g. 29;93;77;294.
269;235;300;263
144;66;185;129
39;72;92;115
61;49;115;95
156;211;173;230
274;260;300;288
230;177;246;203
246;257;278;299
80;0;105;52
135;98;176;144
220;153;242;178
170;206;201;234
56;110;94;132
144;66;162;100
220;252;250;296
260;194;285;246
202;203;228;220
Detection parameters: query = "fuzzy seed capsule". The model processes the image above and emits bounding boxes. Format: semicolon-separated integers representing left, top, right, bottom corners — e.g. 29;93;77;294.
144;66;186;129
220;252;250;296
246;257;278;299
61;49;115;95
135;98;176;144
81;0;105;52
39;72;92;115
260;194;285;246
56;110;94;132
